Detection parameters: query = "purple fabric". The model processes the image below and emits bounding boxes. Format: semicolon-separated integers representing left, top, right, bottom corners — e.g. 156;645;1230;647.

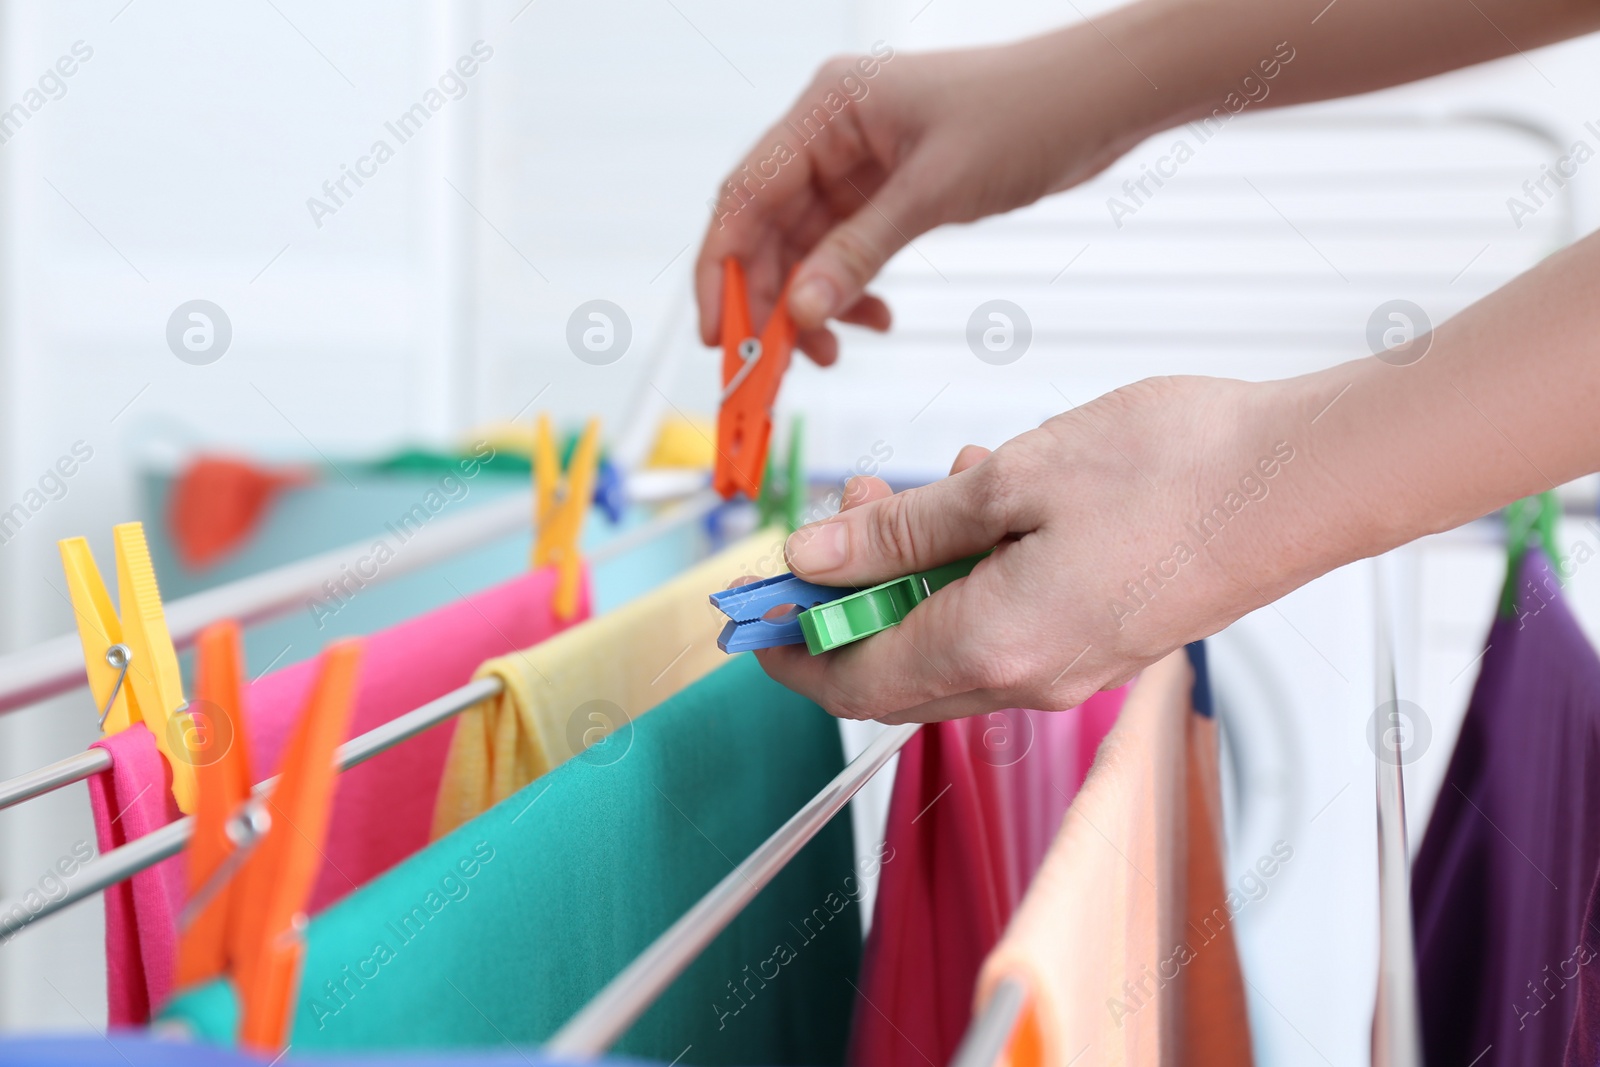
1412;551;1600;1066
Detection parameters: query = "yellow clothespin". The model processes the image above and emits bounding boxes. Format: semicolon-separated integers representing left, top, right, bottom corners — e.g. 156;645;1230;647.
59;522;199;813
532;414;600;621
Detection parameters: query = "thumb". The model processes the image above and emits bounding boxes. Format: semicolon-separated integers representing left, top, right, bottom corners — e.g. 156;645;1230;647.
786;462;1012;586
788;169;933;329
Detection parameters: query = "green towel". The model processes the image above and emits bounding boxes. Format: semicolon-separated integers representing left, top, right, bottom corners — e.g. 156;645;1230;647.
161;657;861;1065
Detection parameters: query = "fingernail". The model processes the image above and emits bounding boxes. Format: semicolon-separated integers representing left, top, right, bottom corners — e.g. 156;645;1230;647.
790;277;840;324
788;522;847;575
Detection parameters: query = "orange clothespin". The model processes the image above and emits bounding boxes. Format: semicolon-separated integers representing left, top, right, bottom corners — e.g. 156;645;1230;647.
59;522;200;812
533;413;600;621
175;621;255;989
228;640;362;1053
715;257;797;501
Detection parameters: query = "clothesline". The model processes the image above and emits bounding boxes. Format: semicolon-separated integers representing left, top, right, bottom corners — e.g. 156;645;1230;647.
0;474;710;718
0;674;501;940
0;489;725;938
0;487;722;813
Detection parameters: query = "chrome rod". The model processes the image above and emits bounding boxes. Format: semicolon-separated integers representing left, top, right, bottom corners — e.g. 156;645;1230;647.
546;723;920;1057
1370;560;1423;1067
0;674;507;942
0;749;111;810
0;479;715;717
0;488;721;812
949;978;1025;1067
0;492;531;716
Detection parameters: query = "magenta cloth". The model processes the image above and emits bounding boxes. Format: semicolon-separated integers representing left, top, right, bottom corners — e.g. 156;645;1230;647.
87;726;185;1027
1409;551;1600;1066
847;691;1127;1067
87;565;586;1025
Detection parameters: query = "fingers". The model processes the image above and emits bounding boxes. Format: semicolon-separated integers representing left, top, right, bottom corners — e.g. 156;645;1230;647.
840;475;893;511
784;457;1013;586
949;444;991;475
755;552;1006;721
788;169;932;330
797;294;892;366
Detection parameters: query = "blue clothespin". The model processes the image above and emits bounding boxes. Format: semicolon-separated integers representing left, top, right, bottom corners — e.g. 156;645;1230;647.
710;572;842;652
592;457;626;525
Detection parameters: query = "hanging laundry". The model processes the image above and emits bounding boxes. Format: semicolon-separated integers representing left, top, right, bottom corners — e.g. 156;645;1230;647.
169;456;313;570
431;527;785;838
161;656;860;1066
252;564;588;911
973;647;1253;1067
86;726;185;1028
847;691;1127;1067
0;1031;653;1065
1412;549;1600;1066
1564;867;1600;1063
88;564;588;1026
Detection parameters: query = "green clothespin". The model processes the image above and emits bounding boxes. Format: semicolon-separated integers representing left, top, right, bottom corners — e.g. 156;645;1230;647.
1499;490;1562;617
757;418;806;534
798;552;989;654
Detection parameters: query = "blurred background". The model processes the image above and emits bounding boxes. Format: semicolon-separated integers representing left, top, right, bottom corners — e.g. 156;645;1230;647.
0;1;1597;1063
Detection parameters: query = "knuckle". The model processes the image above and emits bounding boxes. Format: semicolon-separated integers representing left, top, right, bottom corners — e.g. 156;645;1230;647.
865;496;921;569
1036;681;1097;713
823;225;885;288
968;649;1034;693
969;450;1020;533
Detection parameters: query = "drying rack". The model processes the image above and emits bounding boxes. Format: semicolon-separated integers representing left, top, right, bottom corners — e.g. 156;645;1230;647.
0;474;1504;1065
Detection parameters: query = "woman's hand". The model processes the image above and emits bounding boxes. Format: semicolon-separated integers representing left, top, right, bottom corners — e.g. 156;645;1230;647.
694;33;1156;366
756;375;1322;723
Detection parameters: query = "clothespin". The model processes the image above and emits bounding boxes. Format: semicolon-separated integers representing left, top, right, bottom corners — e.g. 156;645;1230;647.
757;417;807;534
229;640;362;1053
710;552;993;654
533;414;600;621
59;522;200;812
1500;490;1564;618
715;258;797;501
176;621;255;989
709;572;842;652
593;456;626;525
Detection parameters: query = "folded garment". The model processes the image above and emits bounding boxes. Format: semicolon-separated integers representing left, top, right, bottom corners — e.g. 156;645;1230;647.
89;565;588;1026
974;648;1252;1067
162;656;860;1065
0;1031;653;1065
431;527;786;839
847;693;1126;1067
87;726;185;1027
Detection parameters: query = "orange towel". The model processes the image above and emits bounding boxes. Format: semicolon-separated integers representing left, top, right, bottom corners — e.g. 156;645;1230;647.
974;650;1253;1067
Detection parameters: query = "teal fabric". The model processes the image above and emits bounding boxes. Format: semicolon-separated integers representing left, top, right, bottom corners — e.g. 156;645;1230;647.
162;657;861;1065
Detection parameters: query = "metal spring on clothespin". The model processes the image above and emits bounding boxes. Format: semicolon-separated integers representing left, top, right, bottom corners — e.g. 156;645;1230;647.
177;799;271;931
97;644;132;730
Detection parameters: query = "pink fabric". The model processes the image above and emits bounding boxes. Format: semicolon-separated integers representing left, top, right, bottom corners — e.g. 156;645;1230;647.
848;691;1127;1067
88;565;585;1024
87;726;185;1027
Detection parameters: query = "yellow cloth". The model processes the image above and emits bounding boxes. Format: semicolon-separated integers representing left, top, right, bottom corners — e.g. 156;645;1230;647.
644;415;716;470
431;526;787;839
974;650;1253;1067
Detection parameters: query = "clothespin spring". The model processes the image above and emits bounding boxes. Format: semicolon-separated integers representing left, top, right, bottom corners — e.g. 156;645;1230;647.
720;338;762;402
178;799;271;931
97;644;132;731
